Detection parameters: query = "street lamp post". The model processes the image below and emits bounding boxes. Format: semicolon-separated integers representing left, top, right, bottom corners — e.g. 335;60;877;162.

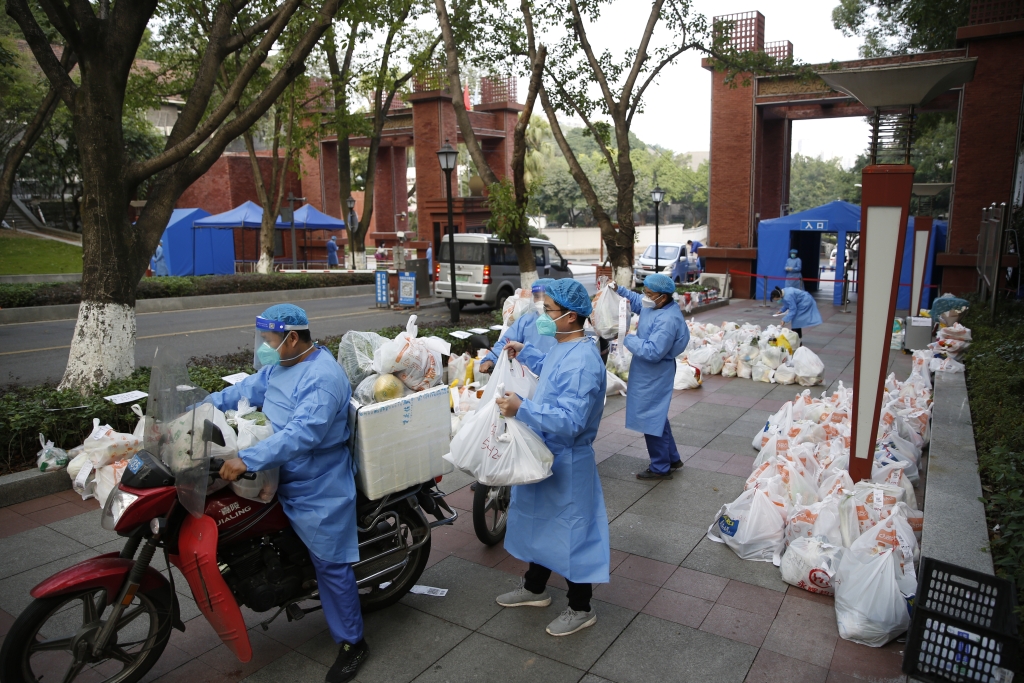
437;139;460;324
651;185;665;275
346;196;357;269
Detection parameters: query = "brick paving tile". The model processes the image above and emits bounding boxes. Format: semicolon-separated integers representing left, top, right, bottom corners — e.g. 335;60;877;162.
0;609;14;638
0;514;41;538
609;548;629;572
699;603;775;647
493;554;529;577
785;585;835;607
828;637;907;682
612;554;677;587
682;456;724;472
701;393;761;408
426;547;449;569
444;485;475;511
753;398;789;412
24;502;89;526
150;658;241;683
717;579;785;618
616;445;651;460
8;493;68;515
428;525;476;554
198;630;291;680
693;448;735;463
664;566;729;602
760;595;839;668
744;648;829;683
451;539;510;568
640;587;714;628
592;574;659;612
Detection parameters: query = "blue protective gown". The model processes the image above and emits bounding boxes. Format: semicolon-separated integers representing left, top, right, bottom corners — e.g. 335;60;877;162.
152;245;169;277
779;287;823;329
505;338;610;584
784;257;804;289
617;286;690;436
326;240;339;266
206;347;358;565
483;311;557;366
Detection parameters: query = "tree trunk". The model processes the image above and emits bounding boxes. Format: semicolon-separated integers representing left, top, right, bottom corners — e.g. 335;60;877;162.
611;129;636;286
352;135;380;265
326;23;358;267
514;242;538;291
58;70;137;391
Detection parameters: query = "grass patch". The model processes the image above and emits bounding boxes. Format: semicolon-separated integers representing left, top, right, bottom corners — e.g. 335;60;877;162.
0;231;82;275
961;300;1024;624
0;272;374;308
0;311;503;475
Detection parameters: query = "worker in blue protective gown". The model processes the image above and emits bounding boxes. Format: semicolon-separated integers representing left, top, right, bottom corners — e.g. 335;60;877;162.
491;278;609;638
478;279;556;374
784;248;804;290
151;240;169;276
615;273;690;480
327;236;340;268
771;286;822;338
209;304;367;683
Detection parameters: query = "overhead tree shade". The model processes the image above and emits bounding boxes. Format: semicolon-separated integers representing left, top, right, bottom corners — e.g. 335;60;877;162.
158;208;235;276
755;200;944;309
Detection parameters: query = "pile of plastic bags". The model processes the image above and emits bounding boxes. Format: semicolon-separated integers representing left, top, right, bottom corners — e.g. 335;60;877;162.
500;287;533;334
675;320;823;388
706;342;953;647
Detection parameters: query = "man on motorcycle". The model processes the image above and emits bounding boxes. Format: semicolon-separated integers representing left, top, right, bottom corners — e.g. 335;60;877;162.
208;304;368;683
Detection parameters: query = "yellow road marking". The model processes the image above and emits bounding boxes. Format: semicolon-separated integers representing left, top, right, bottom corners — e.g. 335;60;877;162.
0;309;384;357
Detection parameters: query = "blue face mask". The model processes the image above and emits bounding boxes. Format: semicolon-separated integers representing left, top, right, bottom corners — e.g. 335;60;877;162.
536;310;570;337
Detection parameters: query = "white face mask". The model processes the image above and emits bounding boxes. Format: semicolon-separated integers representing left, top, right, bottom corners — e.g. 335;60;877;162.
641;295;658;309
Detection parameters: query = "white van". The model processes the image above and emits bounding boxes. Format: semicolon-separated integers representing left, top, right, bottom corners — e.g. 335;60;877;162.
435;234;574;309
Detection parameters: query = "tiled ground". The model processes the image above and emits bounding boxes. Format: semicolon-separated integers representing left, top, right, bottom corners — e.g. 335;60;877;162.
0;295;920;683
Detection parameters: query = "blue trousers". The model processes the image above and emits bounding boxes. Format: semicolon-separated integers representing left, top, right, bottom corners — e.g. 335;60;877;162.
309;553;364;644
644;419;682;474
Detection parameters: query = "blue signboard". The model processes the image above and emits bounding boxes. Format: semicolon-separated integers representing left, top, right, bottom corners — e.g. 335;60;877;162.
398;271;417;307
375;270;389;306
800;219;829;231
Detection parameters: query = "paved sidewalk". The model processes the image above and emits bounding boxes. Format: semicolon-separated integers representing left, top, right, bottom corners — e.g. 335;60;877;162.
0;297;918;683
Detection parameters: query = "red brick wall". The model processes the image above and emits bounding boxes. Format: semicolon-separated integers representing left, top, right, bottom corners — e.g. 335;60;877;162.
755;117;790;221
707;67;756;249
176;153;303;215
945;32;1024;294
410;92;459;245
371;146;409;238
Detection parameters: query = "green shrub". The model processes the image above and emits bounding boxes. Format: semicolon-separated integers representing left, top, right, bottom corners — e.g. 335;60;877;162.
0;273;374;308
961;299;1024;624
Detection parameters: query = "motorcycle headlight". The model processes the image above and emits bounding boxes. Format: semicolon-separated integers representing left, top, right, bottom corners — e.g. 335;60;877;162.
101;488;140;531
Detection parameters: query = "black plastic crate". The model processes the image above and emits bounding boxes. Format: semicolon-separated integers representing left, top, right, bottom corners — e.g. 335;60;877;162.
903;557;1019;682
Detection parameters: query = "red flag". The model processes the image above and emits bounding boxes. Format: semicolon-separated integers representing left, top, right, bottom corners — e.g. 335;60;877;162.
463;85;471;111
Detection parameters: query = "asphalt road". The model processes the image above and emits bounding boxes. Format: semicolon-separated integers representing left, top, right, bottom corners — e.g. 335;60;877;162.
0;266;597;387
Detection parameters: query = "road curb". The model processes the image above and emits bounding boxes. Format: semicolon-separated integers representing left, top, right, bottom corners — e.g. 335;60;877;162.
0;467;72;508
0;273;82;284
0;283;377;325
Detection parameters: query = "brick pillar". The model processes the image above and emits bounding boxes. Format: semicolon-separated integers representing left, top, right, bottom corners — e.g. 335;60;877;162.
944;29;1024;294
475;101;525;184
409;90;459;245
755;116;791;221
318;140;342;218
297;146;324;212
372;145;409;236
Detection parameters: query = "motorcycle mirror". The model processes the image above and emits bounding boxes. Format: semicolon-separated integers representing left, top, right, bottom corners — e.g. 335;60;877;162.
203;419;226;447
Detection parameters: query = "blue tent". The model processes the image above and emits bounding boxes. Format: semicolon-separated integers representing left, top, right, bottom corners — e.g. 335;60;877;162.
158;208;236;276
755;201;941;309
274;204;346;230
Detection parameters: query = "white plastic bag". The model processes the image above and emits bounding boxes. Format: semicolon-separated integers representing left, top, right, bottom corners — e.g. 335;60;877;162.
480;349;539;404
37;434;69;472
372;315;451;391
838;482;906;547
780;536;844;596
232;411;278;502
605;370;627;397
338;330;388;388
674;359;702;390
774;363;797;385
448;353;474;386
501;288;533;329
687;346;718;374
737;358;752;379
721;357;737;377
708;484;788;562
793;347;825;386
444;392;554;486
751;363;775;383
83;419;142;468
606;341;631;382
761;346;783;370
785;496;842;547
94;460;129;508
591;280;622;339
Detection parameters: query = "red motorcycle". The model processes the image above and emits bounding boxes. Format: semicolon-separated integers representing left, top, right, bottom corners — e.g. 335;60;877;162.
0;351;455;683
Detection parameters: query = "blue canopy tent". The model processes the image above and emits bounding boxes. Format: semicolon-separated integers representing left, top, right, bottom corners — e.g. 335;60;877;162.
755;201;942;308
157;208;236;276
193;201;266;270
274;205;346;268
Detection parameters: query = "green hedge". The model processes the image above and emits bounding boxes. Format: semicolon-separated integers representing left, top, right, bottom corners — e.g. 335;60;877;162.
961;300;1024;625
0;315;501;475
0;273;374;308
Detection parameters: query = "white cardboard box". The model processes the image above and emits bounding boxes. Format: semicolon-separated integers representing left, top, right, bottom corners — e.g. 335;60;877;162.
349;384;453;500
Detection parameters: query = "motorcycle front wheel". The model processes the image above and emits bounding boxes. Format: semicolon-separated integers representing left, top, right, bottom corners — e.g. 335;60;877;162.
0;584;173;683
473;484;511;546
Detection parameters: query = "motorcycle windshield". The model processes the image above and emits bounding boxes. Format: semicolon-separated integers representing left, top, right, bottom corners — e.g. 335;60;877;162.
145;346;213;518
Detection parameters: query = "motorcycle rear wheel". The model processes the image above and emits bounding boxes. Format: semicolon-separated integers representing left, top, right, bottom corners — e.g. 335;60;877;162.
0;584;173;683
357;506;431;613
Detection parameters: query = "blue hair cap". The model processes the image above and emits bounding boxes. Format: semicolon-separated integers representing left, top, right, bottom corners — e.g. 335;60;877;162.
260;303;309;327
644;273;676;294
545;278;593;317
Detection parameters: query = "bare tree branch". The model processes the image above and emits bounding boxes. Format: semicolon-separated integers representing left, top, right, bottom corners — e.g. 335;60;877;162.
619;0;665;108
627;43;692;125
5;0;78;105
543;65;619;184
566;0;616;115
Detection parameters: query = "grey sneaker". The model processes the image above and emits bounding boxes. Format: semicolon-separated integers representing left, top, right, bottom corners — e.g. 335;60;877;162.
545;607;597;636
496;582;552;608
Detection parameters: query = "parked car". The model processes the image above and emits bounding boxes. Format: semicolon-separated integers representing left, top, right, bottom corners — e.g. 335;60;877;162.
633;242;686;287
435;234;574;309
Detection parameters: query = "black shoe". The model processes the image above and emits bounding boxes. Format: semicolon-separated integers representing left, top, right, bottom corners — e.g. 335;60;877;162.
326;639;369;683
669;460;684;470
636;468;673;480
